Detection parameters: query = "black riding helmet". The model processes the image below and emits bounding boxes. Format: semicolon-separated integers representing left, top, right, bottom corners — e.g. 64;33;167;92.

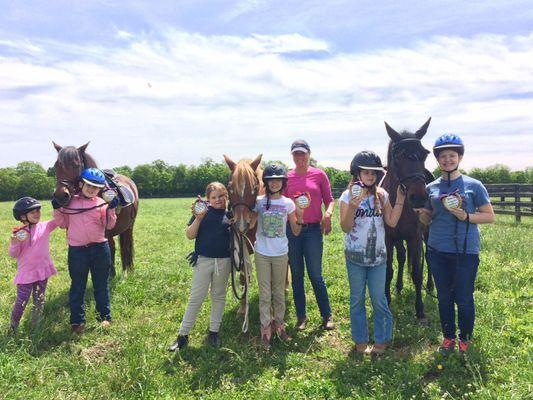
13;197;42;221
263;164;288;199
350;151;384;175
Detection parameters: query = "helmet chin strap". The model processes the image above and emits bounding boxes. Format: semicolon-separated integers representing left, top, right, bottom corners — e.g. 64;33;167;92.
441;166;459;187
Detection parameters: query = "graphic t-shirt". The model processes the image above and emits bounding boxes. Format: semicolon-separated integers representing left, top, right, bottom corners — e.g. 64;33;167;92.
339;189;389;267
254;195;296;256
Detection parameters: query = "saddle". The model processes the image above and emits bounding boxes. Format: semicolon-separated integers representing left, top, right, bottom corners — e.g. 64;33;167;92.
102;169;135;207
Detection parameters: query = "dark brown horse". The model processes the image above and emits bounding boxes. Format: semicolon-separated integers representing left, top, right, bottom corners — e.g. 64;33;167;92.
52;142;139;277
381;119;434;321
223;154;263;332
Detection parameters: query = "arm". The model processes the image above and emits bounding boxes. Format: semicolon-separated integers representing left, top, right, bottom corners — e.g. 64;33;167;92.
103;207;117;230
8;236;23;258
185;198;208;240
53;208;69;229
339;186;363;233
289;206;304;236
320;171;335;235
381;186;406;228
448;203;495;224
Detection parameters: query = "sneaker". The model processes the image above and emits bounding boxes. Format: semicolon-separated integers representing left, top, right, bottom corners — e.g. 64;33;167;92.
71;324;86;334
322;315;335;331
439;338;456;354
101;320;111;329
168;335;189;352
207;331;222;348
458;340;469;353
295;316;307;331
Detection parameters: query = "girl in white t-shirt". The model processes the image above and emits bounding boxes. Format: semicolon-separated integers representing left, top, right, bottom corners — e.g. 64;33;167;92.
339;151;405;356
252;164;303;350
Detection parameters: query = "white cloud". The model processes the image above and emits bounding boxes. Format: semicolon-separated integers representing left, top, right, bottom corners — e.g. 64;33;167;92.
0;30;532;171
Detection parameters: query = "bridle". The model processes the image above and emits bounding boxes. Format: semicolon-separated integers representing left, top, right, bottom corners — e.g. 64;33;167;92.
391;138;430;193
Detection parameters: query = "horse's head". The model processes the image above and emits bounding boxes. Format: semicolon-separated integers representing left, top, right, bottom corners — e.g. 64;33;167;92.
52;142;96;206
224;154;263;235
385;118;431;208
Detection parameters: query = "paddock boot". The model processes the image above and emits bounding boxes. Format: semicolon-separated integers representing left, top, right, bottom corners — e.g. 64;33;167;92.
168;335;188;352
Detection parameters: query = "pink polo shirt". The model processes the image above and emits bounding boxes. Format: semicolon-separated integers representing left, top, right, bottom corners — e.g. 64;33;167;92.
285;166;334;224
53;195;117;246
9;220;59;285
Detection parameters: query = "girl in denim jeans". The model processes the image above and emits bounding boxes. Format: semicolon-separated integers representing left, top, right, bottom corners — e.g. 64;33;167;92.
339;151;405;355
53;168;118;334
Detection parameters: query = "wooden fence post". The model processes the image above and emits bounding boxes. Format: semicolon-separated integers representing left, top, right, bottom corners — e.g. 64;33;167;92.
514;184;521;223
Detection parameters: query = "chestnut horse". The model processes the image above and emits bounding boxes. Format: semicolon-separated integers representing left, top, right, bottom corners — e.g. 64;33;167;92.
223;154;263;332
381;119;434;322
52;142;139;277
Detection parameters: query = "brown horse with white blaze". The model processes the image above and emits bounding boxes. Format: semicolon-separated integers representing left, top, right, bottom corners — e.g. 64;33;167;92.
52;142;139;277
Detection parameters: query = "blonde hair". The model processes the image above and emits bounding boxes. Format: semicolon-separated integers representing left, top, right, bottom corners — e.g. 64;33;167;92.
205;182;228;198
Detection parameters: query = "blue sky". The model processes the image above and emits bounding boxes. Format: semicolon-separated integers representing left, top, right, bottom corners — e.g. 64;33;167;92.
1;0;532;171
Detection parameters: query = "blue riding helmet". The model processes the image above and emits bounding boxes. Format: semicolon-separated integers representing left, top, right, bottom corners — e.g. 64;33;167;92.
80;168;106;188
433;134;465;157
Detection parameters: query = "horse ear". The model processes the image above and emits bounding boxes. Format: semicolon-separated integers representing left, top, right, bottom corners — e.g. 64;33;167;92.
223;154;236;171
250;154;263;171
77;142;90;154
384;122;402;142
53;142;62;153
415;117;431;139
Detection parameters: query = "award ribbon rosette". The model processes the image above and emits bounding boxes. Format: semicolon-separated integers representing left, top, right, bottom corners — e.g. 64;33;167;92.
102;188;117;203
439;189;462;210
193;200;209;215
350;181;365;199
12;226;30;242
294;192;311;209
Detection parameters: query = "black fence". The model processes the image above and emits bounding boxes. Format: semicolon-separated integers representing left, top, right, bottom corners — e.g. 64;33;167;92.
486;184;533;222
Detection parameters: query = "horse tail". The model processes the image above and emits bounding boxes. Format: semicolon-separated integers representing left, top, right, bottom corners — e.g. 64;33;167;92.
120;226;135;272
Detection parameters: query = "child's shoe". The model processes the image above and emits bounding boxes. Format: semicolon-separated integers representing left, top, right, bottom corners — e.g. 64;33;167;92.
168;335;188;352
439;337;456;355
458;340;469;353
207;331;221;348
370;343;388;356
101;320;111;329
354;343;369;354
71;324;86;334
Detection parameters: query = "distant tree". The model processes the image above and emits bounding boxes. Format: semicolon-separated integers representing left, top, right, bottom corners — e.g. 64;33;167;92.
113;166;133;178
0;167;19;200
16;161;46;175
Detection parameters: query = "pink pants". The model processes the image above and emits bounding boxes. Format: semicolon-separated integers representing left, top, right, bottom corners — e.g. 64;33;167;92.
10;279;48;329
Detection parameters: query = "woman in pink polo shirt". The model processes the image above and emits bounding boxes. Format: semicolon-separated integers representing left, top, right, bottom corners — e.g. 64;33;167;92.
8;197;59;333
53;168;118;334
285;140;335;331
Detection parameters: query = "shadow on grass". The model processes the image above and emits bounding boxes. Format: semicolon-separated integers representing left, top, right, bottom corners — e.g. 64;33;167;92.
162;293;333;392
327;287;490;399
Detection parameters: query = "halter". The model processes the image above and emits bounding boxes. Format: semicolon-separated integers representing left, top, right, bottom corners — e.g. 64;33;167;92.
390;138;430;192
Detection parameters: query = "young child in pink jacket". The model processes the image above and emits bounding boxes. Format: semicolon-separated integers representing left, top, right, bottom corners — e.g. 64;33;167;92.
8;197;59;333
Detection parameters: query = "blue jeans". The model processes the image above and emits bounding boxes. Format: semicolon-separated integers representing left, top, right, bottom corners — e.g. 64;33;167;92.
287;224;332;319
346;260;392;344
427;249;479;341
68;242;112;325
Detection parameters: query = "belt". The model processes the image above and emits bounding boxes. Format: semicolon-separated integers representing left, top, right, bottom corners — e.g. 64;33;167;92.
299;222;321;229
70;241;108;249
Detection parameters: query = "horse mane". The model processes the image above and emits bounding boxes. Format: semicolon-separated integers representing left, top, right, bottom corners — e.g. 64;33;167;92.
233;159;259;197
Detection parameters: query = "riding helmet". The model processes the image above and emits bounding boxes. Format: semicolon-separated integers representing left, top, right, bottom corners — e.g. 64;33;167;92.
350;151;385;176
433;134;464;157
80;168;106;188
263;164;288;183
13;197;42;221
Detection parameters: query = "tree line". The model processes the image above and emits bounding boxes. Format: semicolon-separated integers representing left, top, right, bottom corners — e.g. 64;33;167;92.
0;160;531;201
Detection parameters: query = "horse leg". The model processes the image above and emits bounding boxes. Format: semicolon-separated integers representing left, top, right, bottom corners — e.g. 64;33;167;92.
237;270;247;315
408;239;427;323
395;240;406;295
425;245;434;292
108;236;116;278
385;236;394;305
119;226;135;276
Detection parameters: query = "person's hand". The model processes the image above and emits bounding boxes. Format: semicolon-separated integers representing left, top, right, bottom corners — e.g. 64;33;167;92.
321;212;332;235
51;198;61;210
108;197;119;209
448;207;468;221
348;182;363;210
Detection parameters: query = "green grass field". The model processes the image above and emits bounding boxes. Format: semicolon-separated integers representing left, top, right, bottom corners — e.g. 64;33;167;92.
0;198;531;399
